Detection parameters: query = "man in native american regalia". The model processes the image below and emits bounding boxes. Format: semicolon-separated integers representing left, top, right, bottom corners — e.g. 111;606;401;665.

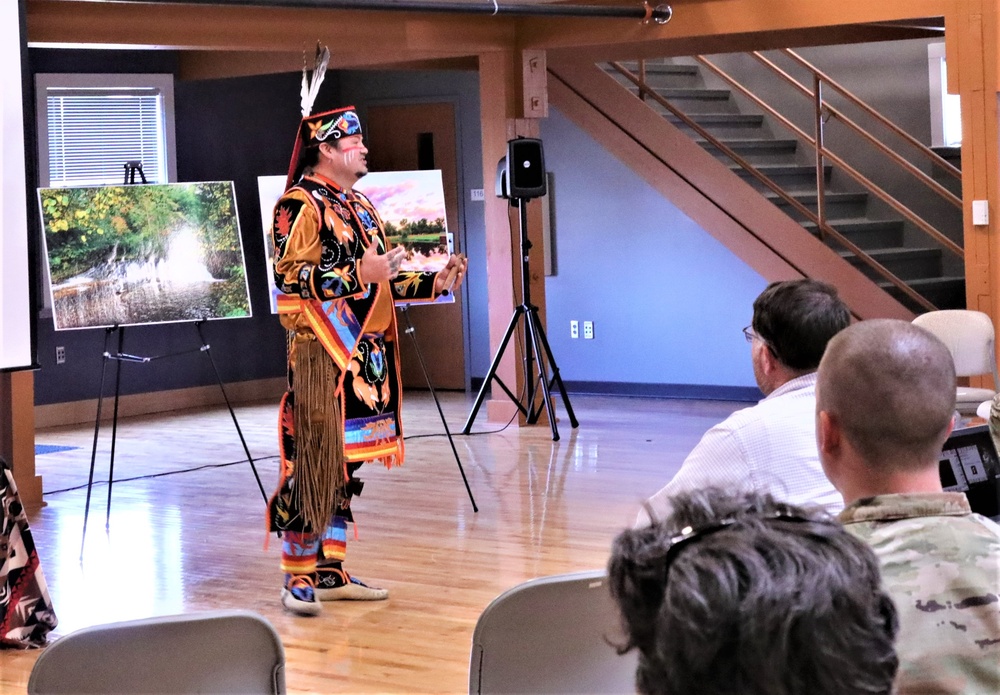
268;104;467;616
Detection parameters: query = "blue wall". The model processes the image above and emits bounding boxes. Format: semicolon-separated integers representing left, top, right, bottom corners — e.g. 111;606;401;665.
540;108;766;396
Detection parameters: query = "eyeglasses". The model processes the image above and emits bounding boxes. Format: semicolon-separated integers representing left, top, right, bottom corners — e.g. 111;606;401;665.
661;507;815;579
742;325;758;343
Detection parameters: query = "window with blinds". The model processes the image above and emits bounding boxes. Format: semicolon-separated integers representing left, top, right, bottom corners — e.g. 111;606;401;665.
36;74;177;187
46;88;166;186
34;73;177;313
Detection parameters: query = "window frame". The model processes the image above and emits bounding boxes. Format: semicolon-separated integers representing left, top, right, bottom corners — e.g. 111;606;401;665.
35;72;177;187
927;43;962;148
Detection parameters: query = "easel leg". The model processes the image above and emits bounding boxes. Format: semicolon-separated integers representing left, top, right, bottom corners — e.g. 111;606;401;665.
194;322;268;502
105;327;126;530
401;308;477;512
81;326;115;560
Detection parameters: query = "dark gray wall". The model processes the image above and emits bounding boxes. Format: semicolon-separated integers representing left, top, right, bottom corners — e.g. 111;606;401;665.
31;50;300;405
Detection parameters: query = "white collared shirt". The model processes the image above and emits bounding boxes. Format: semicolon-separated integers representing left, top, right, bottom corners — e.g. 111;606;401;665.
638;372;842;526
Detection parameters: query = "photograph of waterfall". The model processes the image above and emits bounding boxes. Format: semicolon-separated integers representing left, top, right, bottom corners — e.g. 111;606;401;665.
39;181;252;330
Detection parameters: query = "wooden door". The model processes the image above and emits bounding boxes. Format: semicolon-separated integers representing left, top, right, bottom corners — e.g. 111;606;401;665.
366;102;466;390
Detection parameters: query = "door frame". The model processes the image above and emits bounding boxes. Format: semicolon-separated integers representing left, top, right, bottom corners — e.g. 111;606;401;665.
361;95;472;392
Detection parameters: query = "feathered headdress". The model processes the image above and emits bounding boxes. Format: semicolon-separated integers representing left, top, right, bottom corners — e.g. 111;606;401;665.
283;43;364;190
300;42;330;118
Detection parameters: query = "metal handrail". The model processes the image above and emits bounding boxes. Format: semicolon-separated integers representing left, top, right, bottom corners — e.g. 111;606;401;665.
750;52;961;208
694;55;963;260
608;61;936;311
779;49;961;180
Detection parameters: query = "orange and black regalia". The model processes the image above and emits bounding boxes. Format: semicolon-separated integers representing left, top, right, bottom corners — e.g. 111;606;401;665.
267;107;440;591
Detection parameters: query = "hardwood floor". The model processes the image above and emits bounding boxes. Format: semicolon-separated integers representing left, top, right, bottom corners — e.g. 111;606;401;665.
1;391;744;693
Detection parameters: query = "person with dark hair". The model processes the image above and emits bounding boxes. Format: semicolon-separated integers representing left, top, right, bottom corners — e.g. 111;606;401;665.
268;103;467;616
817;319;1000;693
639;279;851;525
610;488;899;695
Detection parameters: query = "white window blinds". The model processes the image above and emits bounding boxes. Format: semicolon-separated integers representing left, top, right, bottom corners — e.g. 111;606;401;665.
45;88;167;186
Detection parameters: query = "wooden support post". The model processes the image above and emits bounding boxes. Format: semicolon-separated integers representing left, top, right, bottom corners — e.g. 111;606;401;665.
478;49;550;423
0;370;42;505
950;1;1000;388
523;49;548;119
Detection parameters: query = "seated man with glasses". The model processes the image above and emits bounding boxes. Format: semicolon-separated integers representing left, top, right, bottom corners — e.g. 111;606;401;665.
638;279;850;525
609;488;900;695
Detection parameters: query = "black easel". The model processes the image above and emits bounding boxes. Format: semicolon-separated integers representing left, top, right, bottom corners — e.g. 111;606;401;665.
80;324;270;559
80;160;266;558
399;305;478;512
124;160;147;185
462;197;578;441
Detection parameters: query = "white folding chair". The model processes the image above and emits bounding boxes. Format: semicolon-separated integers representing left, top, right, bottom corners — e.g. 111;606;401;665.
913;310;1000;416
28;609;285;694
469;570;637;694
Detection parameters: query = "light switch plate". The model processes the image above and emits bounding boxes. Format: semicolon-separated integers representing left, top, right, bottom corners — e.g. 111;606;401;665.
973;199;989;226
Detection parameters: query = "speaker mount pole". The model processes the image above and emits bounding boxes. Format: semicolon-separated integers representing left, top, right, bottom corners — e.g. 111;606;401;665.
462;196;578;440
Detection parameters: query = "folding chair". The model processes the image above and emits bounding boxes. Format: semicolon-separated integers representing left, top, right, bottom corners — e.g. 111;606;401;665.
28;609;285;694
913;310;1000;416
469;570;637;694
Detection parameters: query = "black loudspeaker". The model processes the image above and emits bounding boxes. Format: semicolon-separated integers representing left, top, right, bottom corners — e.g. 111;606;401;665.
496;137;546;199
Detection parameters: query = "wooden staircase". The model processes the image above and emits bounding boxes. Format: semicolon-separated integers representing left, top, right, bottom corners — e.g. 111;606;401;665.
607;58;965;312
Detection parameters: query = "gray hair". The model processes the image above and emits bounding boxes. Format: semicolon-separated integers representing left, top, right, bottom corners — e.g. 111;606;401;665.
608;488;899;695
817;319;956;469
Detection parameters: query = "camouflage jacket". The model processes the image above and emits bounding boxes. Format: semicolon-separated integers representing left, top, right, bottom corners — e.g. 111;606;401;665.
840;493;1000;695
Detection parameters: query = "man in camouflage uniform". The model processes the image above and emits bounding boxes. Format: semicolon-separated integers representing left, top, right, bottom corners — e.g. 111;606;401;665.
816;319;1000;694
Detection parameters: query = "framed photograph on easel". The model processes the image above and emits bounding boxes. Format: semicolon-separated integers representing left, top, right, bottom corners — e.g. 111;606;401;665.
38;181;251;330
257;169;454;313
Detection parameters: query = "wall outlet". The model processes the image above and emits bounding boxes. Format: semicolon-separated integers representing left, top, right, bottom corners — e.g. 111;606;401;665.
55;346;66;364
583;321;594;340
570;320;579;339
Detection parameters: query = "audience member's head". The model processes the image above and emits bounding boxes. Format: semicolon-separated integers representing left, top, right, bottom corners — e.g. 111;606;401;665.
608;488;898;695
816;319;956;501
749;280;851;393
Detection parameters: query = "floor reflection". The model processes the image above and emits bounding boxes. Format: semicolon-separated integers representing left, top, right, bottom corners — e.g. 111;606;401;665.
50;502;185;632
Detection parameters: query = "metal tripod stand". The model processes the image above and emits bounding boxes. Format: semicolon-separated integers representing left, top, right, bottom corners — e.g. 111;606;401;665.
462;197;578;441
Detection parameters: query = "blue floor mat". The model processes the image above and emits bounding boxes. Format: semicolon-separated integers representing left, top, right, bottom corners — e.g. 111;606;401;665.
35;444;79;455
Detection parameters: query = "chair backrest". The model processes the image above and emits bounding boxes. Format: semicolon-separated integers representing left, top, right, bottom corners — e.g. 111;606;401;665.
28;610;285;694
913;309;1000;386
469;570;637;694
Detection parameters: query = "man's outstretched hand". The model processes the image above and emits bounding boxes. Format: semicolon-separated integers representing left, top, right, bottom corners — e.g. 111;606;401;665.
435;253;468;296
359;243;406;285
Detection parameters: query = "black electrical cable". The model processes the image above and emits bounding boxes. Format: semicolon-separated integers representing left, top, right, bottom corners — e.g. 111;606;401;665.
43;455;280;496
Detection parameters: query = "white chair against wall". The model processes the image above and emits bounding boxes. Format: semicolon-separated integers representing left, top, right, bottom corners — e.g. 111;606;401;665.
28;609;285;694
912;309;1000;416
469;570;637;694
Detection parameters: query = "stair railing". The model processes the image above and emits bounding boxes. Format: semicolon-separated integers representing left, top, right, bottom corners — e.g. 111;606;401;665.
695;53;963;261
753;51;960;226
609;59;940;311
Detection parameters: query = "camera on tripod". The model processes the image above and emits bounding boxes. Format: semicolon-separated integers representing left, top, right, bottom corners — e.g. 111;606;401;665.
495;137;546;200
